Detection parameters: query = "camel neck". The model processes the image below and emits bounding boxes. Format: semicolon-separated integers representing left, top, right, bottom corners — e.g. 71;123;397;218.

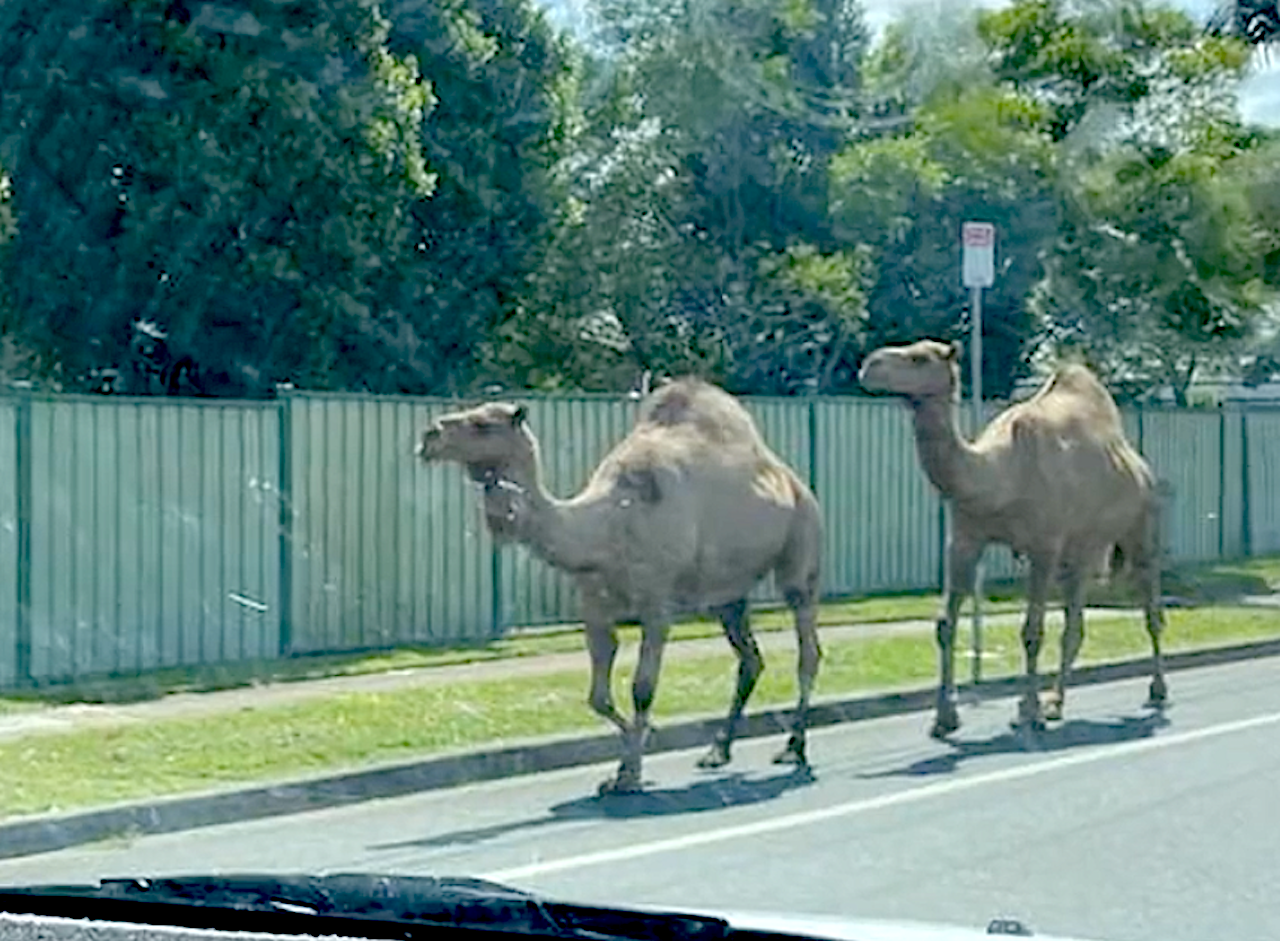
498;448;603;574
908;394;986;507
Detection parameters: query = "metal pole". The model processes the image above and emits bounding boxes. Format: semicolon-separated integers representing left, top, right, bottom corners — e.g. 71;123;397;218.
276;385;294;658
970;285;984;685
14;389;32;687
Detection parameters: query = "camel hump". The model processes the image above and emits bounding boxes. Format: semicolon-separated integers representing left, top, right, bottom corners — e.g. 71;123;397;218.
1027;363;1126;434
638;377;765;446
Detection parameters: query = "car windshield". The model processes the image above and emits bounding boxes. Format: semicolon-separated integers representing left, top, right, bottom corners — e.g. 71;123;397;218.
0;1;1278;940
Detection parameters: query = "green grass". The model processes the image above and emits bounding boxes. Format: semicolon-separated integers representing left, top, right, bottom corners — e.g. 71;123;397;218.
1;604;1276;821
5;552;1272;713
0;593;1013;711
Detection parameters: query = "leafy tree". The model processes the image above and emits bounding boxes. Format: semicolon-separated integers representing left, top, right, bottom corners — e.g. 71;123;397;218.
1032;139;1271;403
1209;0;1280;48
383;0;584;394
831;81;1059;399
982;0;1271;403
501;0;874;394
0;0;438;395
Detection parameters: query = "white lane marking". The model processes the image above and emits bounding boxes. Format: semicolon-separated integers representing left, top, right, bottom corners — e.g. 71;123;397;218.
482;710;1280;882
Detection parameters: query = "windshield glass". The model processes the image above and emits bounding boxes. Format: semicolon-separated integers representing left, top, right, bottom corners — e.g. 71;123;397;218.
0;1;1278;940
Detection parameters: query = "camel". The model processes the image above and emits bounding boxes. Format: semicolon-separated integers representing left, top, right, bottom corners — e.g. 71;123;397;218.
416;378;823;793
859;339;1166;735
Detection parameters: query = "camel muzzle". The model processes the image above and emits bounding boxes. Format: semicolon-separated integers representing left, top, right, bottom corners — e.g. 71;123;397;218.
416;426;443;460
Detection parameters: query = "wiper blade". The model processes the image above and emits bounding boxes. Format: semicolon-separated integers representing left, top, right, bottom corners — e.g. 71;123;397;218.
0;873;731;941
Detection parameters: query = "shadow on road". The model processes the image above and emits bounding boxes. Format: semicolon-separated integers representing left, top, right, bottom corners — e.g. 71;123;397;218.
863;711;1171;778
369;767;816;852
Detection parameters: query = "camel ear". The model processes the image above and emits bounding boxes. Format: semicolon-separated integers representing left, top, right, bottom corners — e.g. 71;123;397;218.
510;405;527;427
945;341;961;362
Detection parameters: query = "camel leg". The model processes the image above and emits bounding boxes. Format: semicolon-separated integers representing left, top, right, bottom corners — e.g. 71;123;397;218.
1015;556;1053;731
697;599;762;770
773;587;820;766
1044;565;1086;722
932;537;980;739
584;617;634;794
600;615;669;795
1135;524;1168;709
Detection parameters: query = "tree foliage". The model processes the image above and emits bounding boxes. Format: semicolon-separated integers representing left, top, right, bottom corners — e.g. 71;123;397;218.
0;0;439;394
0;0;1276;402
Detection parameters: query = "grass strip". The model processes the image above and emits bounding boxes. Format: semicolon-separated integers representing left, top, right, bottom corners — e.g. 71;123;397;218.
5;553;1275;712
1;605;1276;820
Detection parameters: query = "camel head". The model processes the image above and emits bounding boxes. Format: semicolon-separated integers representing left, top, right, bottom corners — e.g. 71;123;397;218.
417;401;539;543
859;339;961;400
418;401;531;469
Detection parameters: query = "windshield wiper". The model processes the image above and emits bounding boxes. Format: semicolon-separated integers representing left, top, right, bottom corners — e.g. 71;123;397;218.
0;873;733;941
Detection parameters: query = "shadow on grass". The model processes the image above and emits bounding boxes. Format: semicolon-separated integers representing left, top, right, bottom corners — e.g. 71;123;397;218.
369;767;817;853
863;709;1171;779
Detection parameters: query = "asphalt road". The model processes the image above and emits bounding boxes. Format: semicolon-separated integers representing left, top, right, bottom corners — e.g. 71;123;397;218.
4;657;1280;941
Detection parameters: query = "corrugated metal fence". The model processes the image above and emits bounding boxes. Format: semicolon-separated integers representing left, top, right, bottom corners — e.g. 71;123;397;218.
0;391;1273;687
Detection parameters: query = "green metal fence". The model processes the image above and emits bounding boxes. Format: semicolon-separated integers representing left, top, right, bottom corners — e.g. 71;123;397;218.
0;390;1273;688
18;397;282;683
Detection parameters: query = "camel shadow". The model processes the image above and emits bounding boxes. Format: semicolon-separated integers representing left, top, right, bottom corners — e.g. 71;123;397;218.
863;711;1171;779
369;767;816;853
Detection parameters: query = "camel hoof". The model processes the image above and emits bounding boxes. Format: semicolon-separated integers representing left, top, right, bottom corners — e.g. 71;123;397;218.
597;774;644;796
1042;697;1064;722
930;704;961;739
771;736;808;767
1146;677;1168;709
1014;697;1044;732
696;742;732;770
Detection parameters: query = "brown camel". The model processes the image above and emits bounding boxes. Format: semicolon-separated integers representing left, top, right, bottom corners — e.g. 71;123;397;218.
416;378;823;793
859;339;1166;735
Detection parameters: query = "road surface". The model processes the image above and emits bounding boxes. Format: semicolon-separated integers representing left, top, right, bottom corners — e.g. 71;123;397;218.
3;657;1279;941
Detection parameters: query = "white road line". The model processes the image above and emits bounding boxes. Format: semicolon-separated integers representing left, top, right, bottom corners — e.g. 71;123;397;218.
483;709;1280;882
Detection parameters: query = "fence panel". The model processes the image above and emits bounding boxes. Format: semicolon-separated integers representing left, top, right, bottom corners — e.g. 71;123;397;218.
815;399;942;595
1140;410;1223;562
1246;411;1280;555
287;394;495;652
0;402;16;687
26;398;280;682
4;390;1279;688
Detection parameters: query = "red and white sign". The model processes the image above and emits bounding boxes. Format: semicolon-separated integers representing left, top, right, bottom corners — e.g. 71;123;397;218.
962;221;995;288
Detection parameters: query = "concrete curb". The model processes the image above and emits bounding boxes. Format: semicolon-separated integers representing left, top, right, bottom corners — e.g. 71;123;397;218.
3;636;1279;862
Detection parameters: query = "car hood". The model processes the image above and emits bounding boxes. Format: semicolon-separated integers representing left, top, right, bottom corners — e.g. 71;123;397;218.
680;907;1099;941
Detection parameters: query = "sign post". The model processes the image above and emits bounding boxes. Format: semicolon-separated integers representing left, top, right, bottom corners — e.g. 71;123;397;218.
961;221;995;685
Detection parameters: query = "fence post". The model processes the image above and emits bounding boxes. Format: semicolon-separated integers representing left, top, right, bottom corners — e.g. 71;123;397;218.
14;388;31;686
491;548;504;637
1218;409;1226;559
807;399;818;497
276;386;293;658
1240;411;1252;558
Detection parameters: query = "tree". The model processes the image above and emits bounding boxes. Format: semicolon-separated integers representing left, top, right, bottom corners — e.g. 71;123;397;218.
830;80;1059;399
1033;139;1270;403
980;0;1270;403
1209;0;1280;48
499;0;876;394
0;0;438;395
383;0;584;394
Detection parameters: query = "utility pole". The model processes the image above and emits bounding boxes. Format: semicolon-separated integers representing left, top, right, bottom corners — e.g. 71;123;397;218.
961;221;995;685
